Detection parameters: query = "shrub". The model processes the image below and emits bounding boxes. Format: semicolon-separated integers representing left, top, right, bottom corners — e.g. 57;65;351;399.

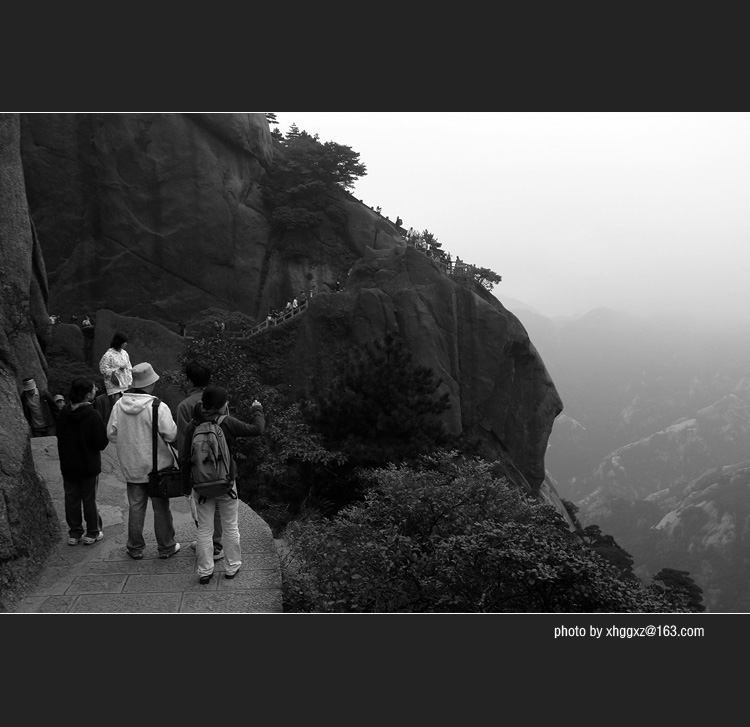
281;452;690;613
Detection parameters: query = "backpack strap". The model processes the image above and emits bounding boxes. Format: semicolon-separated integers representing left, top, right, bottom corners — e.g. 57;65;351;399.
151;397;160;475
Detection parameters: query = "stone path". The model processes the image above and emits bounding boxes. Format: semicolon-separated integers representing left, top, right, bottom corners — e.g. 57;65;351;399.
13;437;283;613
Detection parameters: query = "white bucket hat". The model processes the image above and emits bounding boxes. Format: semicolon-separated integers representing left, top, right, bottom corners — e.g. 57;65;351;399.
131;362;160;389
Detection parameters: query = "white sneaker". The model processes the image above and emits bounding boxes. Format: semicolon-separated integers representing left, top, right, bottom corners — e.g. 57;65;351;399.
160;543;181;559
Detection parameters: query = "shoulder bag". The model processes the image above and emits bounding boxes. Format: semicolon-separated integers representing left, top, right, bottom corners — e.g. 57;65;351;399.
146;397;184;498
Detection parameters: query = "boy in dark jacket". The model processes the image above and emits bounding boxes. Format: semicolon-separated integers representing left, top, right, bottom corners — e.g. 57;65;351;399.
180;385;264;585
56;378;110;545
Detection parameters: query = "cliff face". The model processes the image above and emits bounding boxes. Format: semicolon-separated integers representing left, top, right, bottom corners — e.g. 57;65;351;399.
20;113;274;326
0;114;59;610
287;244;562;491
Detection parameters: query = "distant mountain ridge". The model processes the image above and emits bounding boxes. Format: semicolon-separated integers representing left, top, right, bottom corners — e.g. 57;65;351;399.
506;302;750;611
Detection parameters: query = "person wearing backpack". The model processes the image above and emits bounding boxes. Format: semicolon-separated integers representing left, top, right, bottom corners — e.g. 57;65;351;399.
180;385;265;585
175;360;224;561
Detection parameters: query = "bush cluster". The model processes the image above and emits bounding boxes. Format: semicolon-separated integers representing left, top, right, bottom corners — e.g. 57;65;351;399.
281;452;696;613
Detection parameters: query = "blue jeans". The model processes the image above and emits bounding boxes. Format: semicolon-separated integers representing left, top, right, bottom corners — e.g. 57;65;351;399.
63;475;102;539
126;482;177;557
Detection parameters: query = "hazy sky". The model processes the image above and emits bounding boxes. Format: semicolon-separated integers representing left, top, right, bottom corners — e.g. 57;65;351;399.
272;112;750;323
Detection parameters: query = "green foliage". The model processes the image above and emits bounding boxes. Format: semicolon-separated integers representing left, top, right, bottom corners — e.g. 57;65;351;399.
303;331;452;468
180;308;255;339
471;266;503;292
652;568;705;612
271;206;323;230
421;229;440;249
281;452;687;613
581;524;636;579
263;126;367;231
161;332;349;534
452;264;502;292
45;344;103;398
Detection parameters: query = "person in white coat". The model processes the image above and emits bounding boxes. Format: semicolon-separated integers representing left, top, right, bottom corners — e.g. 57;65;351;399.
107;361;181;560
99;331;133;399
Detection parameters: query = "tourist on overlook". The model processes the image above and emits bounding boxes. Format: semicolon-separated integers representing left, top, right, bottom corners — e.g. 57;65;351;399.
180;385;265;585
54;394;66;410
56;378;109;546
107;362;181;560
99;331;133;401
20;376;59;437
175;360;224;562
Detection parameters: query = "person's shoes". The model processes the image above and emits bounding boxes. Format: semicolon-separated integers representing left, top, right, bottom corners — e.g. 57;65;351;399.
83;531;104;545
159;543;181;559
190;541;197;552
224;568;240;580
67;537;81;546
127;550;143;560
199;573;214;585
213;547;224;561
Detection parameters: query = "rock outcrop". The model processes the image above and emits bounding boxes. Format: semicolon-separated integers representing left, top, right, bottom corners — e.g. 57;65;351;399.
0;113;59;611
287;244;562;491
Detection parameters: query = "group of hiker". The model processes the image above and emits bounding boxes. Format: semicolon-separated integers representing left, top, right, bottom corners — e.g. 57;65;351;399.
21;330;265;586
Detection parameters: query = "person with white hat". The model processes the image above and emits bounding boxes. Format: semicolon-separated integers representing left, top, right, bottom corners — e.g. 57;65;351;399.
107;361;181;560
20;377;59;437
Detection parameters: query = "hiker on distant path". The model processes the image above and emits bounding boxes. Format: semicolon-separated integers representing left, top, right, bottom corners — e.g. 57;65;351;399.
175;360;224;562
180;386;265;585
99;331;133;399
107;362;181;560
56;378;109;547
21;377;59;437
178;320;186;337
81;315;95;365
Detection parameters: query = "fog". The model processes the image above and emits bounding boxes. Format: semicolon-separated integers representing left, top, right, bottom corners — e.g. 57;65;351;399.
273;112;750;326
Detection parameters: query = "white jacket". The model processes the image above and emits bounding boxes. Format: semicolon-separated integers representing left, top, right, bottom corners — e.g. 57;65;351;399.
99;347;133;395
107;393;177;483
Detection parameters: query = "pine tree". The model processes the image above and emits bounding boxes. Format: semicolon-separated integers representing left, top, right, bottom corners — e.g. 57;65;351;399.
304;332;452;467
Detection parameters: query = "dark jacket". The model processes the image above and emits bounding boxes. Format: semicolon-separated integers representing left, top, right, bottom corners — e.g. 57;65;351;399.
179;403;265;492
21;388;58;433
56;403;109;478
